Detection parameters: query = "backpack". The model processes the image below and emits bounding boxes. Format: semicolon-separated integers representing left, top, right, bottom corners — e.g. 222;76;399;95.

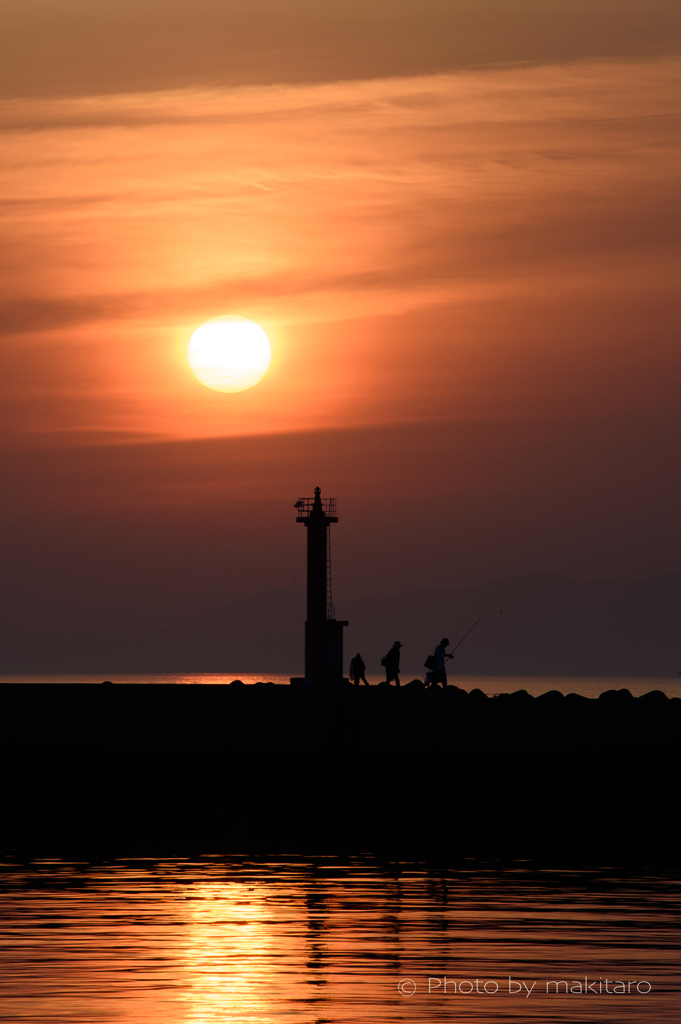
424;654;435;670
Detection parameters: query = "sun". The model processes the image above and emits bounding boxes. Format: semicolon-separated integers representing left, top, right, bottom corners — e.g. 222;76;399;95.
187;315;271;393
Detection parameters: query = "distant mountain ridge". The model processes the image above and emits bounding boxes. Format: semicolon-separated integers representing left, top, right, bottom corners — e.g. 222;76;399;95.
0;571;679;677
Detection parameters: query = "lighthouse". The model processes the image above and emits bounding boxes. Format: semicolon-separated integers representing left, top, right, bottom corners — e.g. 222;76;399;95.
294;487;348;683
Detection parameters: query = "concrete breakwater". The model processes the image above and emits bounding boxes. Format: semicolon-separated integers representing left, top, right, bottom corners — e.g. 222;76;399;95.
1;683;679;861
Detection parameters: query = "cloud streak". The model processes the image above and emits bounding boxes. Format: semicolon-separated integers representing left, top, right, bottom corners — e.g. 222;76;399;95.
0;58;679;444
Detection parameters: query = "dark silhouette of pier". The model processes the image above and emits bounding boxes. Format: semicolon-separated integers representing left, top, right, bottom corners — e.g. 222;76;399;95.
1;682;678;863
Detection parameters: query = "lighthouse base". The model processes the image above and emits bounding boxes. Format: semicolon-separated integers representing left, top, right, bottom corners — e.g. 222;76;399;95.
304;618;348;684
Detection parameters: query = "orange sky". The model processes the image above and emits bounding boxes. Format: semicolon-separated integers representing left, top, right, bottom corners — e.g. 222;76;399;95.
1;58;680;445
0;1;679;630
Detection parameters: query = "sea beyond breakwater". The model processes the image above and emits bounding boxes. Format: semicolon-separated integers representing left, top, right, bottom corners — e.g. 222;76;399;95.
2;673;680;697
1;682;679;862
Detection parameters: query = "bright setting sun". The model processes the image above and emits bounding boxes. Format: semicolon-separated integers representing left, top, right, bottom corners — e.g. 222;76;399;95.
187;315;271;393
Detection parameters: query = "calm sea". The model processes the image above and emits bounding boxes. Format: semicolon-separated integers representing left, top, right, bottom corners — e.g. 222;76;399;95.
1;674;679;698
0;858;678;1024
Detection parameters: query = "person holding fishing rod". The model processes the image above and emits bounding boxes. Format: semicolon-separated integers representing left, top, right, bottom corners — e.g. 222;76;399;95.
425;638;453;688
425;600;501;688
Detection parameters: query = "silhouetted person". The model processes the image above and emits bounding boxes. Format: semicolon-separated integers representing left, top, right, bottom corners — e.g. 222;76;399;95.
350;652;369;686
382;641;402;686
429;637;453;687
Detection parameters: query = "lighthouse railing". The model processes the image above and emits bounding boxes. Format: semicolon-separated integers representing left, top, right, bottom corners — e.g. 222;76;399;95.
294;496;337;518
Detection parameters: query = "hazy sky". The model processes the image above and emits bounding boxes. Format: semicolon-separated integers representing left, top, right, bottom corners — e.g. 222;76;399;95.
0;1;679;632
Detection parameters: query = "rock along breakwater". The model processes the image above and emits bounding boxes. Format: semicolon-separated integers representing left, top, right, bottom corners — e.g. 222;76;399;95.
1;682;678;861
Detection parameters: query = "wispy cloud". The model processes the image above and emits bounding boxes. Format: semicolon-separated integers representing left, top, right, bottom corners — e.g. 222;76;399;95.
0;58;679;445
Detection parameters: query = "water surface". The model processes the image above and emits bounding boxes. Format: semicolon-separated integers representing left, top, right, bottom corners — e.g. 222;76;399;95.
0;858;678;1023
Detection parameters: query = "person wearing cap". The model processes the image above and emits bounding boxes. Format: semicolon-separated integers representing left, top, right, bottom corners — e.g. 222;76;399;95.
431;637;453;687
382;641;402;686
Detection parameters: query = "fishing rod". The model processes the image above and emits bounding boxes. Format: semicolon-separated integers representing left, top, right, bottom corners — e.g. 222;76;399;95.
446;599;501;659
355;601;501;669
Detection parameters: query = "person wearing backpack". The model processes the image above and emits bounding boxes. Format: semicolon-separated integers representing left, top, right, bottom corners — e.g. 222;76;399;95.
381;642;402;685
426;637;452;687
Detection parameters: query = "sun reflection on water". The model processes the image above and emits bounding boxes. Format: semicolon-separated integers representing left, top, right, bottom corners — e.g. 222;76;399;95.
0;860;679;1024
179;882;283;1024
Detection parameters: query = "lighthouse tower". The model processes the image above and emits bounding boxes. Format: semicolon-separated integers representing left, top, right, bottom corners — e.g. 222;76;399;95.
294;487;348;683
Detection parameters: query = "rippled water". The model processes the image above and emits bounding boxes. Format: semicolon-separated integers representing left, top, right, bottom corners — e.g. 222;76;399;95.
0;859;678;1023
